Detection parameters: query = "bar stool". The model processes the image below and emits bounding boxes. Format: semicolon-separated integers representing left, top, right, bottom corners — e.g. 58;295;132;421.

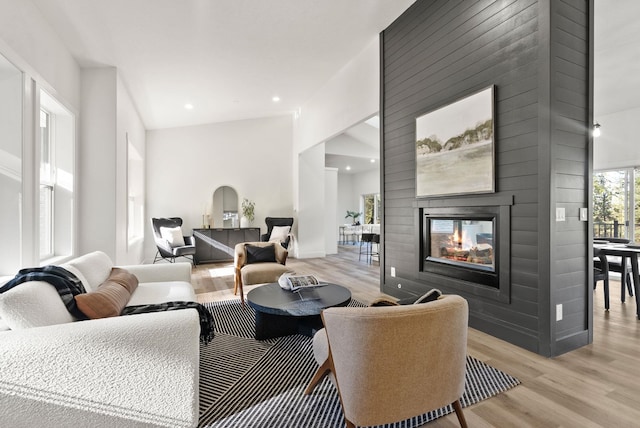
359;233;375;263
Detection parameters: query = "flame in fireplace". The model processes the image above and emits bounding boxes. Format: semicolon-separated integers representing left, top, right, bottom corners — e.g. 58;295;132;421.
450;230;473;249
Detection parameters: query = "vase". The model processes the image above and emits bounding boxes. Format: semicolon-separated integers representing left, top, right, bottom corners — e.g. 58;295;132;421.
240;216;249;228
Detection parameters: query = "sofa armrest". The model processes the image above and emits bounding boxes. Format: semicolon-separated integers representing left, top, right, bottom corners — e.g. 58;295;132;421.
118;262;192;284
0;310;200;427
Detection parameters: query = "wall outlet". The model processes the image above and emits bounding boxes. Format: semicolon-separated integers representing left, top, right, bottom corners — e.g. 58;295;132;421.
391;267;396;277
397;283;402;289
556;304;563;321
556;207;565;222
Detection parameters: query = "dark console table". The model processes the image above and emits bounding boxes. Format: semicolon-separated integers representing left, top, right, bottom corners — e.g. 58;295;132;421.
193;227;260;263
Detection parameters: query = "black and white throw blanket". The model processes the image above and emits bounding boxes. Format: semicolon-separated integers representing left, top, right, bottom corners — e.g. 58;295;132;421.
123;302;215;345
0;265;88;319
1;265;214;344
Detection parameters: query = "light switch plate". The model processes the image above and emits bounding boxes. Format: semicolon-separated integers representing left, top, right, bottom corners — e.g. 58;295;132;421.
556;207;565;222
579;207;588;221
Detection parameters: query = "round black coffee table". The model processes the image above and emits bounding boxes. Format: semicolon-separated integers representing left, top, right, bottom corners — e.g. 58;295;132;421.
246;282;351;340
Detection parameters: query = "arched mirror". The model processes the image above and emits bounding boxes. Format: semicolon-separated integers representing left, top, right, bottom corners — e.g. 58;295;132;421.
212;186;238;228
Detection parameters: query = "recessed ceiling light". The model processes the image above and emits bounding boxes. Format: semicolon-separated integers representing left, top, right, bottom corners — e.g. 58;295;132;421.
184;103;194;110
370;159;376;163
346;166;351;171
272;96;280;102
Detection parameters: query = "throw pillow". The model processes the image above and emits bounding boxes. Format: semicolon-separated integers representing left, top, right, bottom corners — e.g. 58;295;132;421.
269;225;291;244
246;244;277;264
75;268;139;319
160;226;186;247
369;297;400;307
105;268;139;294
414;288;442;304
396;288;442;305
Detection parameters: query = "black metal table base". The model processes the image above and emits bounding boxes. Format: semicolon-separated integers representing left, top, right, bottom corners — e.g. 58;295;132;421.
254;311;324;340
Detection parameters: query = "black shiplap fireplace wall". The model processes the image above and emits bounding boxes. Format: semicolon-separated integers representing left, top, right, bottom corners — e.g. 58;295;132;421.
380;0;592;357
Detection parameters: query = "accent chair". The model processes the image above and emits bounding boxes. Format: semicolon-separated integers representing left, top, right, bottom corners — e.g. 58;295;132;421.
234;241;292;304
260;217;294;249
151;217;196;265
305;294;469;428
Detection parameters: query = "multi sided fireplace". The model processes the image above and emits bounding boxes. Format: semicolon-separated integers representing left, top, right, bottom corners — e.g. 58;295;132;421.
419;201;511;301
427;218;495;272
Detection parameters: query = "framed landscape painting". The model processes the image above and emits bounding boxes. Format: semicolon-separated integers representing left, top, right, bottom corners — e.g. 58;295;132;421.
415;86;495;197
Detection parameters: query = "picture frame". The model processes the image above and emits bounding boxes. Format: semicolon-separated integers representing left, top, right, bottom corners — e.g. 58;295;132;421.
415;86;495;198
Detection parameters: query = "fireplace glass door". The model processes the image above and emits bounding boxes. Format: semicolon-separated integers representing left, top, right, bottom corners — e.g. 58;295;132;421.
428;218;494;272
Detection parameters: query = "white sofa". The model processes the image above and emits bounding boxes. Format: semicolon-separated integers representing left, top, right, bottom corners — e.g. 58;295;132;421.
0;251;200;428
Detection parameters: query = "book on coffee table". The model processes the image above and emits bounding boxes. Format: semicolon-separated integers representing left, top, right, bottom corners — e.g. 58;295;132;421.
278;274;327;292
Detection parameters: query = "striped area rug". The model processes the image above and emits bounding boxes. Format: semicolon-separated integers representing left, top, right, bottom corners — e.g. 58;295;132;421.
198;299;519;428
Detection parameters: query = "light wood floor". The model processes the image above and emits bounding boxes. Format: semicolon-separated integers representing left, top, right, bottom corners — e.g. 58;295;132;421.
192;247;640;428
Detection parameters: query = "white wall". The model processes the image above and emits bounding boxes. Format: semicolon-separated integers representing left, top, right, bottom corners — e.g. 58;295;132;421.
0;0;80;111
0;71;22;275
298;143;326;258
325;168;338;255
79;68;146;265
594;107;640;170
352;169;380;199
145;115;293;262
116;77;146;264
294;36;380;257
79;68;117;260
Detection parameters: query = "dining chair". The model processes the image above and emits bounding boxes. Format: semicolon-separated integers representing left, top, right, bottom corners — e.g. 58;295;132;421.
594;248;611;310
594;237;634;301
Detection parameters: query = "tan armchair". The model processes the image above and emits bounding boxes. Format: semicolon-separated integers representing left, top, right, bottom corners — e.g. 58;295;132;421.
305;294;469;428
234;241;291;304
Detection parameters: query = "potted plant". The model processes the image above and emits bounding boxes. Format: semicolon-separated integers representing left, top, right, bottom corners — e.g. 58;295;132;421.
345;210;362;226
241;198;255;227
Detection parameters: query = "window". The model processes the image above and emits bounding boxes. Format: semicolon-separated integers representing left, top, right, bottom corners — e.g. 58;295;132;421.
39;91;75;261
593;168;638;241
363;193;381;224
127;135;144;244
39;110;54;258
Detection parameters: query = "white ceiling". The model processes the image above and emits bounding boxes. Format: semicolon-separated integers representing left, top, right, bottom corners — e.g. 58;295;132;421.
594;0;640;118
27;1;640;174
32;0;416;130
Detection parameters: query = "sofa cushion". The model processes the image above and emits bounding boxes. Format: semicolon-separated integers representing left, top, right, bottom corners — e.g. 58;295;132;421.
75;268;139;319
0;281;75;329
241;263;292;286
59;263;91;292
127;281;196;307
63;251;113;292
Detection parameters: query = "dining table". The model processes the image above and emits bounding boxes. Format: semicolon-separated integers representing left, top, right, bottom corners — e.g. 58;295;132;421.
594;241;640;318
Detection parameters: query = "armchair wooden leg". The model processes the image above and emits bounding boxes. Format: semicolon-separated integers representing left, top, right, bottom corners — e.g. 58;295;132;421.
304;358;331;395
452;399;468;428
234;268;245;305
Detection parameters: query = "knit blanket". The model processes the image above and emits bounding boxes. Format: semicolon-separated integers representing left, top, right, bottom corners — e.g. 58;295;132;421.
0;265;214;344
0;265;88;319
123;302;215;345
